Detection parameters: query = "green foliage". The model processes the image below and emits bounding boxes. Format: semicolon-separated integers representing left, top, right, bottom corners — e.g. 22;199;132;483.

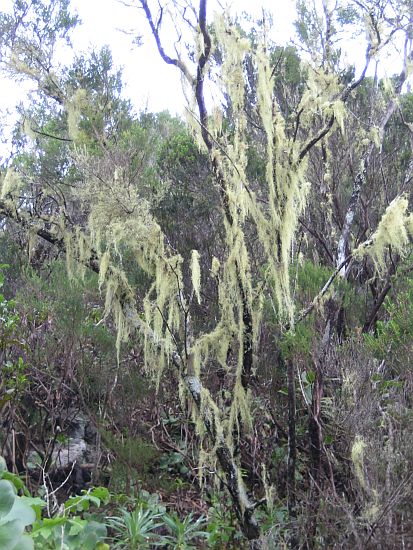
0;265;19;347
259;504;289;547
0;457;37;550
206;493;243;549
32;518;107;550
275;261;330;358
19;262;87;335
111;489;166;514
30;487;109;550
294;260;334;304
158;131;198;169
64;487;110;515
107;493;222;549
280;324;314;360
159;450;189;477
0;0;79;70
107;506;163;549
2;357;28;394
160;511;208;550
1;443;109;550
0;266;28;412
365;278;413;370
0;458;239;550
16;260;120;404
103;430;159;493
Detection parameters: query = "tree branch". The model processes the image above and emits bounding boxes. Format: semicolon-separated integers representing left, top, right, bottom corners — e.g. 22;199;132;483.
139;0;194;85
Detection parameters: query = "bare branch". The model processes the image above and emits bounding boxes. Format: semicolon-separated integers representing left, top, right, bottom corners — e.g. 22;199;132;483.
139;0;194;85
298;114;335;163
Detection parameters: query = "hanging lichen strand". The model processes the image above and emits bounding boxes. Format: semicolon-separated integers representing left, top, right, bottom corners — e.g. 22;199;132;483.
192;14;255;446
53;141;185;376
204;14;344;329
354;195;413;273
95;176;182;371
179;12;349;457
1;169;22;199
253;52;347;323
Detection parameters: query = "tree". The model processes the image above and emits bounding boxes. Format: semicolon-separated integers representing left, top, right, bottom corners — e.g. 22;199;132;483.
1;0;413;547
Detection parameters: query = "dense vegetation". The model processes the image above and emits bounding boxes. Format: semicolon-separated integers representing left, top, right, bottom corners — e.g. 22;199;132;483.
1;0;413;548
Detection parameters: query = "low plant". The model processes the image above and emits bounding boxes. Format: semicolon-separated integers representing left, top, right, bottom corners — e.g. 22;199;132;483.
205;493;244;549
107;505;163;549
0;457;110;550
160;511;208;549
30;487;110;550
0;457;36;550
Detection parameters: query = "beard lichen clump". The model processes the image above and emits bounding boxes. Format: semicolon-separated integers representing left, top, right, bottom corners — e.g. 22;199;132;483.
351;434;367;490
191;249;202;304
66;88;88;141
253;41;314;323
0;169;24;200
354;195;413;273
62;157;185;372
206;14;312;328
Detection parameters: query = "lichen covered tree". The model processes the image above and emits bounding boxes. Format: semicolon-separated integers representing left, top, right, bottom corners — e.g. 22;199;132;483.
1;0;413;547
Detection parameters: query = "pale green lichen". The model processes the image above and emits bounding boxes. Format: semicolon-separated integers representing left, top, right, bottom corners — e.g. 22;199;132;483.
211;256;220;278
191;249;201;303
370;126;381;149
1;169;24;199
354;195;413;273
66;88;88;141
363;490;380;521
261;464;276;511
98;251;110;291
9;50;41;80
23;118;37;142
227;378;252;448
331;99;346;135
351;435;367;490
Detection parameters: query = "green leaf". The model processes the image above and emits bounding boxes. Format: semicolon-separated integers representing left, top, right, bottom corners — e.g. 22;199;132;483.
20;495;46;521
5;497;36;527
0;519;23;550
87;495;100;507
68;519;84;536
306;370;316;384
80;521;107;550
38;516;67;528
0;457;6;477
0;480;16;519
1;473;29;496
90;486;110;503
10;534;34;550
31;526;53;540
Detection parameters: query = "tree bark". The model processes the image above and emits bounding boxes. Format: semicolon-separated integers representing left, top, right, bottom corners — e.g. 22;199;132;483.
287;359;298;549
